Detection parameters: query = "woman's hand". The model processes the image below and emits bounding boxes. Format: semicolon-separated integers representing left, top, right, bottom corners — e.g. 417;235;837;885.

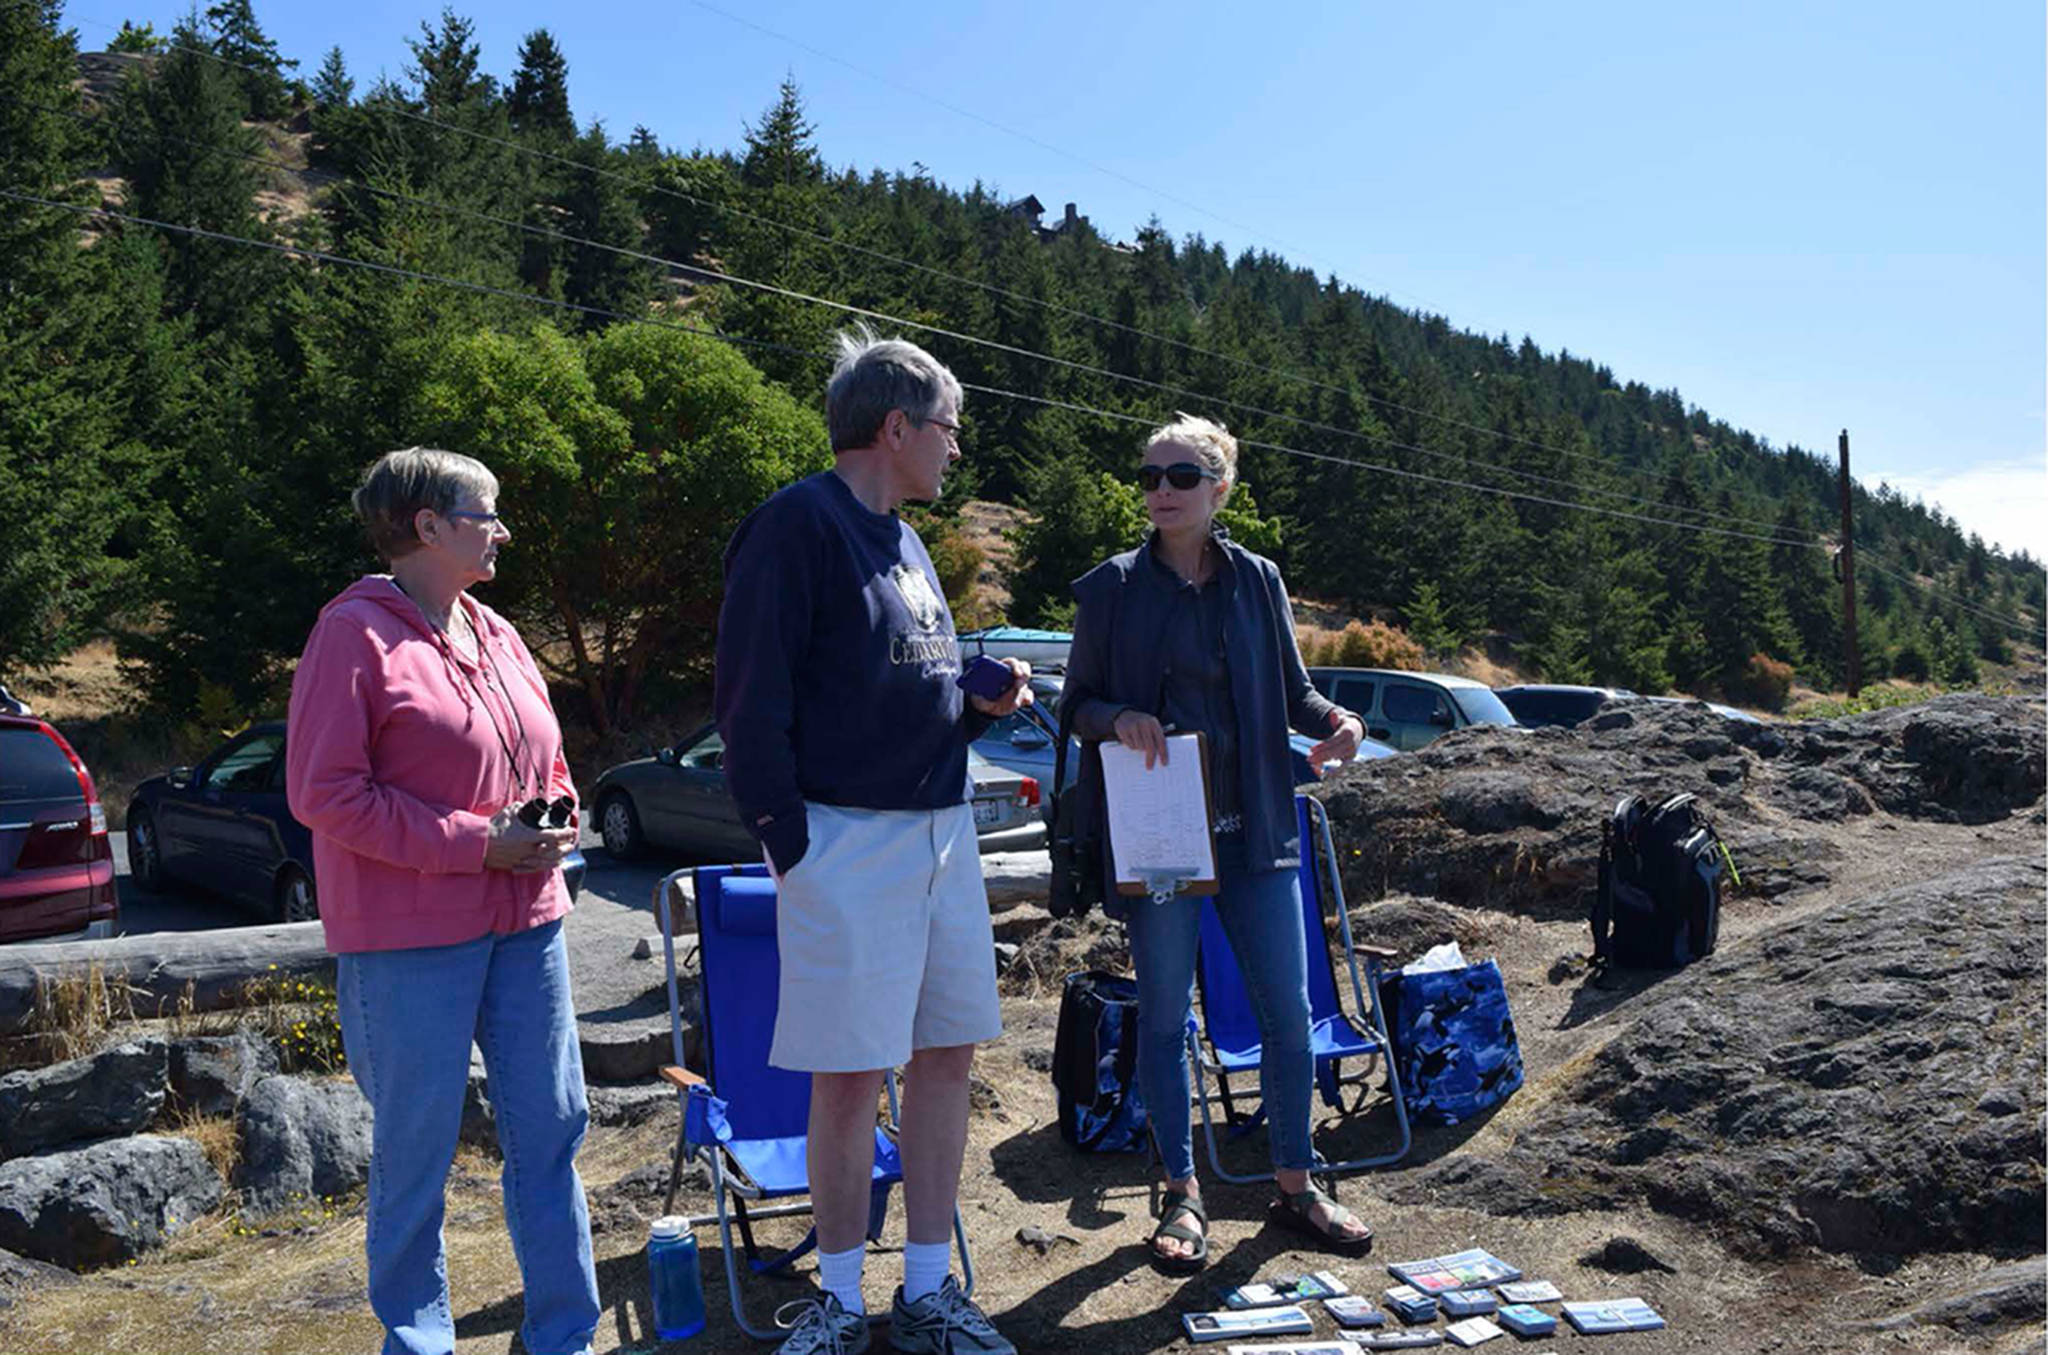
1111;708;1170;769
1304;711;1365;776
485;808;577;873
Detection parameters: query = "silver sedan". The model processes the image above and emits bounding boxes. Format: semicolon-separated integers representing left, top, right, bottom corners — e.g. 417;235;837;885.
590;724;1045;863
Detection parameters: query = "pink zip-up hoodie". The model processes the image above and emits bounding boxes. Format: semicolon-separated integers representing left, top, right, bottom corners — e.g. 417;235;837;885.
285;576;575;954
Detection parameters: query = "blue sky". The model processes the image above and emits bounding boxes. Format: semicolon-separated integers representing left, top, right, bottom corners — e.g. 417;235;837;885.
79;0;2047;558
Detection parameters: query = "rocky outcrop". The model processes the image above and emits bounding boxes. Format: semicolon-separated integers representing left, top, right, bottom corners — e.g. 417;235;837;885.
0;1039;168;1160
1866;1258;2047;1335
0;1135;222;1269
235;1076;372;1218
1317;694;2044;916
1389;856;2046;1260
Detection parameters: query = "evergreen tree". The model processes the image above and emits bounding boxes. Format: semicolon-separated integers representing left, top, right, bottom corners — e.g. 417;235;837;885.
1405;580;1461;657
407;8;494;116
1006;457;1147;627
507;28;573;139
112;15;273;336
109;20;166;53
740;76;822;189
1770;499;1840;687
204;0;297;119
547;124;658;326
625;124;661;164
0;3;144;674
311;45;353;108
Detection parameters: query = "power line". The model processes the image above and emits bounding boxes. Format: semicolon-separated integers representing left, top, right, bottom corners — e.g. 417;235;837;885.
1854;555;2040;638
52;9;1743;499
18;180;2041;635
2;186;1845;554
17;91;1829;550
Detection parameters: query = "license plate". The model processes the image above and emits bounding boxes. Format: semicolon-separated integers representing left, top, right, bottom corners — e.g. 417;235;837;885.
972;799;1001;827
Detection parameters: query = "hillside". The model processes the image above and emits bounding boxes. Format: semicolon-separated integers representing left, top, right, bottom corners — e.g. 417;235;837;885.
5;6;2040;730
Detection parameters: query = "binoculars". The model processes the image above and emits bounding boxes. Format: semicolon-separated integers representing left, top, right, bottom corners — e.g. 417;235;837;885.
517;794;575;829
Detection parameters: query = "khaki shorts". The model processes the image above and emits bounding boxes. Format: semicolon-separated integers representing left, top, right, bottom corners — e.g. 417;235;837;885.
768;801;1004;1073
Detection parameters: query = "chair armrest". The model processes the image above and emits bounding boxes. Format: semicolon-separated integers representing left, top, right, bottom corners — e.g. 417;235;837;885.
1355;943;1398;961
659;1065;706;1090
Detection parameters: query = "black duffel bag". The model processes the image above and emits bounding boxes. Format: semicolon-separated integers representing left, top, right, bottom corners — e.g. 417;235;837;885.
1049;970;1150;1153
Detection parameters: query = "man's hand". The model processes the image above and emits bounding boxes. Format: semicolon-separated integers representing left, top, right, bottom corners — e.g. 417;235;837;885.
967;656;1034;717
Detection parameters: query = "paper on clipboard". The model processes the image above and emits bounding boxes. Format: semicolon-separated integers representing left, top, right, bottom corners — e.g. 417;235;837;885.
1098;733;1217;896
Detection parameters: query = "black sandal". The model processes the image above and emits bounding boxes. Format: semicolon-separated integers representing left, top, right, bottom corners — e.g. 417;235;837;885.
1270;1184;1373;1255
1148;1185;1209;1273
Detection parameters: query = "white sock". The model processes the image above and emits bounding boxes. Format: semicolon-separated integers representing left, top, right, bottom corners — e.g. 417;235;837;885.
902;1240;951;1304
817;1243;866;1315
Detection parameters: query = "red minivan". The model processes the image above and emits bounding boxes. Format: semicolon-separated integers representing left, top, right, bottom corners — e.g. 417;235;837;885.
0;714;118;943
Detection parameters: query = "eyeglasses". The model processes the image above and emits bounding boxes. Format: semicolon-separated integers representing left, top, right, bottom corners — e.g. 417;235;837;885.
918;416;961;444
446;509;508;531
1136;462;1220;492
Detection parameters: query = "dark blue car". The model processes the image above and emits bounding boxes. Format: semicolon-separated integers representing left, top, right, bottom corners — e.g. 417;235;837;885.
127;721;585;924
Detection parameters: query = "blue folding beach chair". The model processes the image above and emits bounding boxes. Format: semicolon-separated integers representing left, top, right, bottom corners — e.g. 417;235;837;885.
1186;794;1411;1182
653;864;975;1341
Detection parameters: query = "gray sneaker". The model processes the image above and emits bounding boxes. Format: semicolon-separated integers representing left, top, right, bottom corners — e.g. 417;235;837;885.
888;1276;1015;1355
775;1294;871;1355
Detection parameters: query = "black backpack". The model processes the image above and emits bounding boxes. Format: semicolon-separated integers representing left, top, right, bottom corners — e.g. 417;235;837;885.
1046;695;1107;920
1049;971;1150;1152
1593;792;1726;970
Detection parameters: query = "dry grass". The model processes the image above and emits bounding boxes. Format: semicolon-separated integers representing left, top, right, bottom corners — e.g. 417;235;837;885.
166;1109;243;1186
13;960;139;1068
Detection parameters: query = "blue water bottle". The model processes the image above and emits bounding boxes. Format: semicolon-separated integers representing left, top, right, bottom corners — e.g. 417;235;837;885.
648;1215;706;1341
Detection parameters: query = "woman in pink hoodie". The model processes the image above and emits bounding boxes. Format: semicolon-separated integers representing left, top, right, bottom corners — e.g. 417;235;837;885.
286;447;599;1355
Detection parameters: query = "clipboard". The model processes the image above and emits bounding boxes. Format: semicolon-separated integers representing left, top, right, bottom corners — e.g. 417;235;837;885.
1098;731;1220;899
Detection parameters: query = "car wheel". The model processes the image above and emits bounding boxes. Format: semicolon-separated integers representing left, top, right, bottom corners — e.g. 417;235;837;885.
128;809;166;893
599;792;644;859
275;865;318;924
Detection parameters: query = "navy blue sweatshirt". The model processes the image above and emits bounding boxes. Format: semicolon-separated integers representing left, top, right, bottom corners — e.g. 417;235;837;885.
715;471;985;874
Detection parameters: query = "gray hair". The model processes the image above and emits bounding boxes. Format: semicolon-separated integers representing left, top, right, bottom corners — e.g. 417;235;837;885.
1147;413;1239;500
825;325;963;452
352;447;499;563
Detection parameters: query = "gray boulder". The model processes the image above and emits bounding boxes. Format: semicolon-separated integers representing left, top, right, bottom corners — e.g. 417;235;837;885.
0;1039;168;1160
236;1075;373;1218
1867;1257;2046;1334
0;1245;77;1311
1390;855;2046;1260
0;1135;222;1269
585;1082;671;1129
168;1030;279;1119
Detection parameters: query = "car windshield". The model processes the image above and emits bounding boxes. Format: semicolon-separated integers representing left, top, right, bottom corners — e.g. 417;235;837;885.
1451;686;1518;726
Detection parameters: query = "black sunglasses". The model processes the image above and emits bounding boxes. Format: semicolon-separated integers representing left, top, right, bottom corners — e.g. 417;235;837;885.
1136;462;1220;492
517;794;575;829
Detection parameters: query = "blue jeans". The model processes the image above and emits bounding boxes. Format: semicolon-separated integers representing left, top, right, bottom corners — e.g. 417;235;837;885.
338;920;600;1355
1125;841;1314;1182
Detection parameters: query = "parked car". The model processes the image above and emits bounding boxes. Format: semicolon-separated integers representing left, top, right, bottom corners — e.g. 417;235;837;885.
592;724;1046;862
1;713;117;943
1494;684;1640;729
1306;668;1519;750
955;626;1072;673
1646;695;1764;724
129;722;586;923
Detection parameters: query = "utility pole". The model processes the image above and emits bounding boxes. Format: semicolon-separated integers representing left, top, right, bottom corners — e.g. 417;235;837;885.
1838;429;1860;697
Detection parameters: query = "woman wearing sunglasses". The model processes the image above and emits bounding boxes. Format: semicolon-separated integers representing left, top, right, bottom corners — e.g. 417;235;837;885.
285;447;599;1355
1063;415;1371;1271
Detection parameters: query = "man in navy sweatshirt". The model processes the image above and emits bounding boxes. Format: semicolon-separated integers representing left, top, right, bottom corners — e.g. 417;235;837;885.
715;327;1031;1355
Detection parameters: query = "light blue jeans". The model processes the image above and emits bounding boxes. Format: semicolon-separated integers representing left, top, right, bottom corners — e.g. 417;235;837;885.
1125;840;1314;1182
338;920;600;1355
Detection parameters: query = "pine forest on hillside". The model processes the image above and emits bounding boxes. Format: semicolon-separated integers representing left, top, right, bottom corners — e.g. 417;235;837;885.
3;2;2041;735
